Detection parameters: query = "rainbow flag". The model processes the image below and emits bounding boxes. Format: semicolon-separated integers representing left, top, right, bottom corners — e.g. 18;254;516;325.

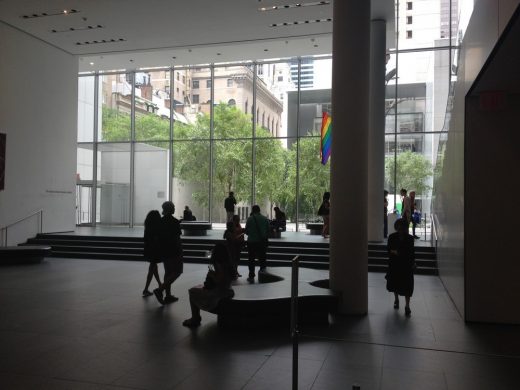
320;112;332;165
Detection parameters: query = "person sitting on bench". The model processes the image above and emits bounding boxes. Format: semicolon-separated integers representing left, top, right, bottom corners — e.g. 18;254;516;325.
182;243;235;328
270;206;287;232
181;205;196;221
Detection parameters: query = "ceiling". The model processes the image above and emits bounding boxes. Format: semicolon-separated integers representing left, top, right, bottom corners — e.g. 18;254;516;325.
0;0;395;71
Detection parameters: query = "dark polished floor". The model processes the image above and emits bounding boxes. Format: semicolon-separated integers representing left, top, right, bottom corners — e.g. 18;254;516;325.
1;259;519;389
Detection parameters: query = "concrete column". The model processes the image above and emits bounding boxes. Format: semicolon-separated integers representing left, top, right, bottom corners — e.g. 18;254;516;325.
368;20;387;242
330;0;370;314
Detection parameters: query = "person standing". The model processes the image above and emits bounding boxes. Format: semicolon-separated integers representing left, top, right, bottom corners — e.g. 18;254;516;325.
142;210;162;297
223;215;244;278
245;205;269;282
318;192;331;238
409;191;420;239
400;188;411;225
385;218;415;316
153;201;183;305
224;192;237;223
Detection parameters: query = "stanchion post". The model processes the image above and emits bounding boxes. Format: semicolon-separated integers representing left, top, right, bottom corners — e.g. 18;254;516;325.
291;255;300;390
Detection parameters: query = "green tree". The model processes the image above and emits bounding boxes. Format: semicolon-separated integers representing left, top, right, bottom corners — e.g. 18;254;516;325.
385;150;433;195
285;136;330;220
101;107;131;141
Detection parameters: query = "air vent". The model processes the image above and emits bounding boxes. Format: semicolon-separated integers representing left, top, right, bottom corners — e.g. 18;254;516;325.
21;9;79;19
270;18;332;27
259;1;330;12
52;24;103;33
76;38;126;46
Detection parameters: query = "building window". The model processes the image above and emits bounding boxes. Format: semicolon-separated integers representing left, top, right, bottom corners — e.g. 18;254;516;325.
407;1;412;10
228;99;236;106
277;75;283;82
192;94;199;104
206;79;212;88
176;72;180;81
176;87;179;94
245;100;248;114
182;75;186;84
406;30;413;39
227;79;233;87
192;80;199;89
407;16;412;24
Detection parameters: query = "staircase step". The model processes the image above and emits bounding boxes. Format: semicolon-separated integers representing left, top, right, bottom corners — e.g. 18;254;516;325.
33;233;438;275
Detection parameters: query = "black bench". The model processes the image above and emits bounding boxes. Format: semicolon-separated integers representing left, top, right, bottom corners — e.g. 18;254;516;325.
208;268;338;329
180;221;212;236
0;245;51;265
305;222;324;235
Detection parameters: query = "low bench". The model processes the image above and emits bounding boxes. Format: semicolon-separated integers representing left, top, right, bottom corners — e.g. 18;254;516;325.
305;222;324;235
180;221;212;236
207;268;338;329
0;245;51;265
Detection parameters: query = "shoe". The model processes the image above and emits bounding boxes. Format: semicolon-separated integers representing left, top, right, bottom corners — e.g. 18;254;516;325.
142;290;153;298
394;301;399;309
182;317;201;328
153;288;164;305
259;267;266;272
405;307;411;317
247;275;255;282
163;295;179;304
414;235;420;239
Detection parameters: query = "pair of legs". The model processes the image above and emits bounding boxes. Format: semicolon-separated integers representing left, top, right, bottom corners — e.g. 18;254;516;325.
393;293;411;315
412;222;420;238
153;257;182;304
247;241;267;281
226;211;234;222
143;262;161;296
322;215;330;237
183;287;204;327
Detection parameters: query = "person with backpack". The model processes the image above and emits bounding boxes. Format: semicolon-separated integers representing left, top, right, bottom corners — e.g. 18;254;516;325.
245;205;269;282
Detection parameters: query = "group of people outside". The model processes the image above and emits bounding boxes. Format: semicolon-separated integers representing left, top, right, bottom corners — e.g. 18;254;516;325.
384;189;421;239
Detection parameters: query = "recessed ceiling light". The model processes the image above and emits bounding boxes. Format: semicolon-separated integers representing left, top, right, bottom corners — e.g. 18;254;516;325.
172;56;177;59
258;1;330;12
20;8;79;19
216;53;221;55
89;62;94;66
129;59;134;62
264;49;269;51
270;18;331;27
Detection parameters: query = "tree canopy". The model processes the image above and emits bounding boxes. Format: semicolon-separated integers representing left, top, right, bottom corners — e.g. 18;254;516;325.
385;150;433;195
100;104;433;221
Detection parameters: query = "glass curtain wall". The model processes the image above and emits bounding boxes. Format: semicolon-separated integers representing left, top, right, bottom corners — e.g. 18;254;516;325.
77;58;332;229
386;0;461;239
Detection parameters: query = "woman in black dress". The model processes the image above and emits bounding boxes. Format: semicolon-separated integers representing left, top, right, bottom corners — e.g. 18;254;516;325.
386;218;415;316
142;210;162;297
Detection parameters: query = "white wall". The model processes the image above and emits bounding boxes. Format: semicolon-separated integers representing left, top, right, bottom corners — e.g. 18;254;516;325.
433;0;520;321
0;22;78;244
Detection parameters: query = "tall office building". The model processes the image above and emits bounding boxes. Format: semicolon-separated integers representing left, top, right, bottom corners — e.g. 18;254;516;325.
290;59;315;89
